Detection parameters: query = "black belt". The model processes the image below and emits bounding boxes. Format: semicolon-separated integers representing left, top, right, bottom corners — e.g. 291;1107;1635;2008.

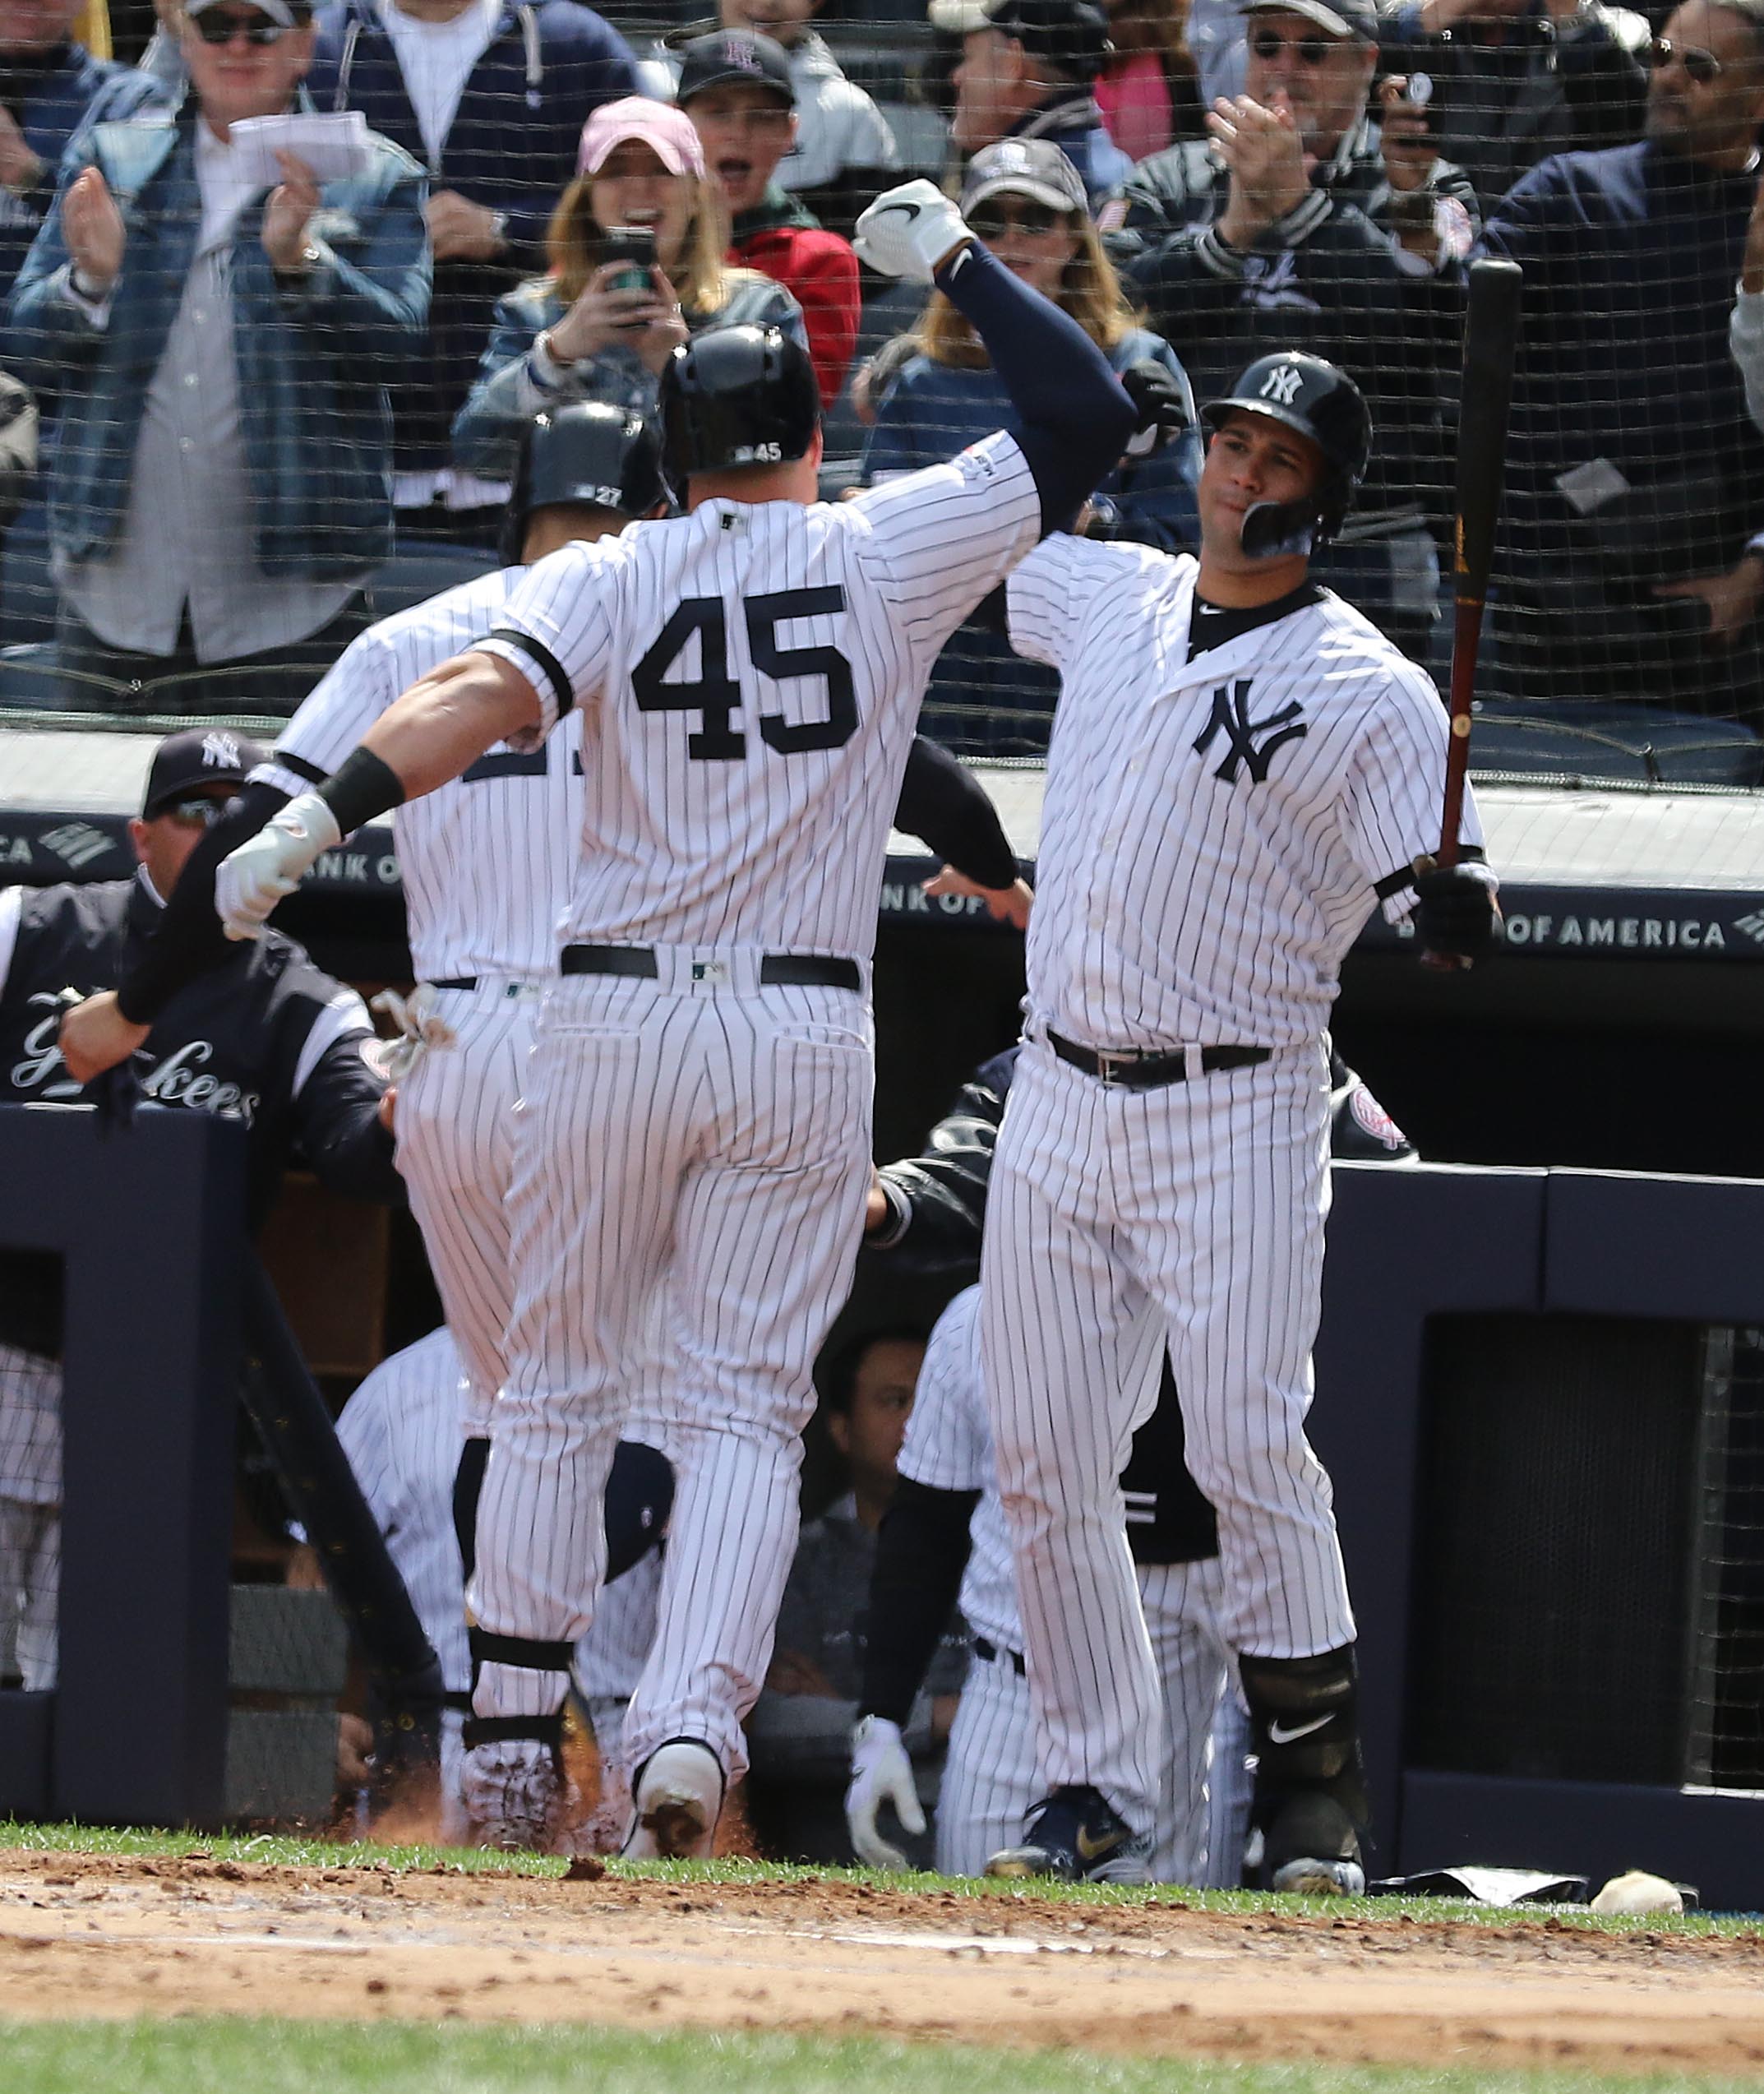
561;944;861;992
973;1635;1027;1676
427;977;541;996
1047;1030;1270;1091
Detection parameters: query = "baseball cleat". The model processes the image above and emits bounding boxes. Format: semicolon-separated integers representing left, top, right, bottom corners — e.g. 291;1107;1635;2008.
984;1785;1152;1884
1258;1791;1365;1898
1271;1855;1367;1897
623;1739;723;1860
460;1738;569;1853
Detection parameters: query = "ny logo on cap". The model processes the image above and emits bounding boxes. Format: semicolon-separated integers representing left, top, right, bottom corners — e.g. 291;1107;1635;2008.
1260;363;1304;406
201;731;242;770
727;38;761;69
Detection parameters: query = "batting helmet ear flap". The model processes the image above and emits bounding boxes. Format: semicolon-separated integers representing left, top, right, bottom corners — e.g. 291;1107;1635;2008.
501;404;667;565
1200;351;1371;552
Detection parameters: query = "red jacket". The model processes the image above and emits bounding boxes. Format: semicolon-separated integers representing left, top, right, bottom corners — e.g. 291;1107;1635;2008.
730;189;861;404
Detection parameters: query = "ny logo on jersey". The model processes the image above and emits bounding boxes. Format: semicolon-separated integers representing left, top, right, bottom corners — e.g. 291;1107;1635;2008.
1259;363;1304;406
1192;679;1308;784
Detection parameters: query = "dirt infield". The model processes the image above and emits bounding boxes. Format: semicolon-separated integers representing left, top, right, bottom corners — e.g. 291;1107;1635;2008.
3;1848;1764;2077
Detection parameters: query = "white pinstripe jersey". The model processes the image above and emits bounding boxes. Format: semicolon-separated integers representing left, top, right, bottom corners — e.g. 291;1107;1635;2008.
898;1285;1020;1654
262;568;584;984
335;1327;473;1696
475;434;1041;959
1007;539;1487;1050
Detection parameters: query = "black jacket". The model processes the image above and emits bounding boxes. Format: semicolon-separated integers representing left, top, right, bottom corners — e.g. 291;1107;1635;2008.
1378;0;1649;210
0;871;399;1355
1114;122;1480;531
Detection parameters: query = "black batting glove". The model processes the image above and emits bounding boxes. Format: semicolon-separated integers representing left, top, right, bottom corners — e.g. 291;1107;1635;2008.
1120;359;1190;461
1413;862;1501;966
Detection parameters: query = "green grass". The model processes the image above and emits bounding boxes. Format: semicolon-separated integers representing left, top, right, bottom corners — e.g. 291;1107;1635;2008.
3;2022;1762;2094
1;1819;1757;1939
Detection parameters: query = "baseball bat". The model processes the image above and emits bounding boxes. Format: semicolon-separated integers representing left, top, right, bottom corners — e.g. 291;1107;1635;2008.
1436;257;1522;869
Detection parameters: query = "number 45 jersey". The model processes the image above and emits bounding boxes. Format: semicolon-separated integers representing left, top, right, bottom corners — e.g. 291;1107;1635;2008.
263;566;589;987
473;434;1041;961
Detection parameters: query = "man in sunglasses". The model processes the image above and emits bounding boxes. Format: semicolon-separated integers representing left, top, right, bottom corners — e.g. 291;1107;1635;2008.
1378;0;1649;209
0;727;402;1691
1481;0;1764;730
930;0;1132;208
5;0;430;717
1111;0;1480;668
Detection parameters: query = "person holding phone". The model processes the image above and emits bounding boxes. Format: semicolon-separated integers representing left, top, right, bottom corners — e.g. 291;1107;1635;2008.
451;95;804;480
1378;0;1649;208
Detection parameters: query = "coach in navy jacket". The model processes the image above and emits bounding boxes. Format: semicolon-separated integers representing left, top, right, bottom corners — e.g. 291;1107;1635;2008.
307;0;636;485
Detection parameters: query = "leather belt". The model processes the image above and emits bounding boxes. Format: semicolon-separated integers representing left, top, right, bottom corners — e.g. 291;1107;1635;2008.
1047;1030;1270;1091
973;1635;1027;1676
427;978;543;997
561;944;861;992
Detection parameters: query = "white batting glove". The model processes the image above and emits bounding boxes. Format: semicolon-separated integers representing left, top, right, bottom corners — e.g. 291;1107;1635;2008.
215;791;341;941
845;1714;926;1869
369;985;458;1081
853;180;972;284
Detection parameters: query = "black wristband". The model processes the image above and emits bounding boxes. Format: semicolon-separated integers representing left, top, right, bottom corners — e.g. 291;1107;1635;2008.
319;747;405;835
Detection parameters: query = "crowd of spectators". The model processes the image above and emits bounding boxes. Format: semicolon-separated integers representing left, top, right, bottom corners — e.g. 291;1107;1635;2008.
4;0;1764;756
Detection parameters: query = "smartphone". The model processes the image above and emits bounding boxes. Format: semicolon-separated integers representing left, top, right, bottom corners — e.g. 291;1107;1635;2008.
602;225;657;297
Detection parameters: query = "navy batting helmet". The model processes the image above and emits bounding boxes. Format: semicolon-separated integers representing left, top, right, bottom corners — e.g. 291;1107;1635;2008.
657;325;820;488
501;403;666;564
1200;351;1371;556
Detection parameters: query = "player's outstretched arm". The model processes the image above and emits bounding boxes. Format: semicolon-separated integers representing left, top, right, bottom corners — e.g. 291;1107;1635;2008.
215;653;541;944
856;183;1134;533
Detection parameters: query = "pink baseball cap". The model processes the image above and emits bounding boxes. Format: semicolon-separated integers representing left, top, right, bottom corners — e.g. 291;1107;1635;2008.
578;98;706;180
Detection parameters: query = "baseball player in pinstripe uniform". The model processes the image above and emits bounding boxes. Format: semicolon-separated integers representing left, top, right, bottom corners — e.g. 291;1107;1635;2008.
974;350;1501;1893
161;178;1138;1857
852;1283;1252;1883
337;1324;676;1843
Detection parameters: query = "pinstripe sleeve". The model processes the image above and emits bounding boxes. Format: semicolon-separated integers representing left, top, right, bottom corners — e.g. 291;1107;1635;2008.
474;540;616;742
1004;534;1084;671
335;1377;397;1528
266;629;399;793
897;1287;991;1494
852;432;1041;660
1342;670;1488;921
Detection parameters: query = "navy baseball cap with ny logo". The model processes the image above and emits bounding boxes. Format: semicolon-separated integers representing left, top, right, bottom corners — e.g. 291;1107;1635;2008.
141;728;265;818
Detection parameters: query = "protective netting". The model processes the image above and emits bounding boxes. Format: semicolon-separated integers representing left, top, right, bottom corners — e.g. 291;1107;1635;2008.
1411;1312;1764;1793
3;4;1763;784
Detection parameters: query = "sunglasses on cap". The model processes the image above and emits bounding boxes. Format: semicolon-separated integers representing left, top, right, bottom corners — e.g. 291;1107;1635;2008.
1650;35;1725;83
192;8;298;45
1250;28;1336;64
969;200;1070;238
157;795;234;827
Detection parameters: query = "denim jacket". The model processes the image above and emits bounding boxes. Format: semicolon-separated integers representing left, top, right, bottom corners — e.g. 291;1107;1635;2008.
6;101;431;578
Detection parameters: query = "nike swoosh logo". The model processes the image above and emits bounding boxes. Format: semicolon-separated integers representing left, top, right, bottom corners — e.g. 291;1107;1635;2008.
1075;1824;1120;1861
870;201;921;223
1267;1713;1333;1745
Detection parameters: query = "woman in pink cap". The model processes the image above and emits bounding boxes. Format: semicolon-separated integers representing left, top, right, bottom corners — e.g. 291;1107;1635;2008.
453;95;803;479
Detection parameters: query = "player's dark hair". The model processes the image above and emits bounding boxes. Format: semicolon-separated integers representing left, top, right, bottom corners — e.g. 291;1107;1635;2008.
819;1324;931;1417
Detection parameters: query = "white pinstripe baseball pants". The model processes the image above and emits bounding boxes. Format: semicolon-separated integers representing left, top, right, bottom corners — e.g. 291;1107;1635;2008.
471;952;874;1785
937;1558;1251;1884
394;982;546;1439
979;1037;1355;1836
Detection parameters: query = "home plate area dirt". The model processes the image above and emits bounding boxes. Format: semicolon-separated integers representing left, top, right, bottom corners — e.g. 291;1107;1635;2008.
3;1849;1764;2076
